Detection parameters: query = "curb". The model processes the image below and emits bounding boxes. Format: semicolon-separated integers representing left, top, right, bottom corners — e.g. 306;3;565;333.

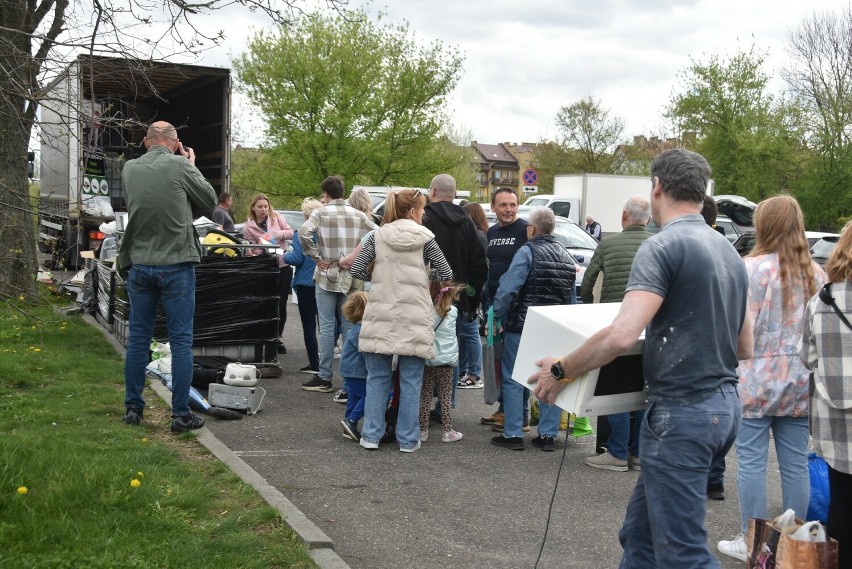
83;313;350;569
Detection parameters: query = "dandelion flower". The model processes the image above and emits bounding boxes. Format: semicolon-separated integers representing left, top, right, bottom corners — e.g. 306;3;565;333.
141;437;148;443
130;479;141;488
137;472;144;478
31;326;36;330
18;295;24;301
17;486;28;495
34;348;41;353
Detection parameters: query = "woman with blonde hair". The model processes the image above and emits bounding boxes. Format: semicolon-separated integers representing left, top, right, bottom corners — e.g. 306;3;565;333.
347;187;380;225
718;194;826;560
349;189;453;452
800;220;852;567
242;194;295;354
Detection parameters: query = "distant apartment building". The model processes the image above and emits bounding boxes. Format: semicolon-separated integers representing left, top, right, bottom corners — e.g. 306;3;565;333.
471;141;538;202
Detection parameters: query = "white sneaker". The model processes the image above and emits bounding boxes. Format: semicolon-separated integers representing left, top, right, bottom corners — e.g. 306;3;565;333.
420;429;429;442
399;441;421;453
359;438;378;450
717;533;747;561
442;430;463;442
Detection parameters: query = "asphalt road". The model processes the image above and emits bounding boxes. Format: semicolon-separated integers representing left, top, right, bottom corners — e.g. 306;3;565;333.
202;319;787;569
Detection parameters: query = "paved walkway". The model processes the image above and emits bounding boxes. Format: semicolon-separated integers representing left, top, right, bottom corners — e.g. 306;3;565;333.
96;315;779;569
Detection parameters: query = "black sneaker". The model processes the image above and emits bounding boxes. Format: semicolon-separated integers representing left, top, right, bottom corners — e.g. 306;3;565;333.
277;342;287;354
301;376;334;392
123;407;143;425
531;435;556;452
707;483;725;500
491;435;525;450
332;390;348;404
341;419;360;441
171;413;205;433
299;365;319;375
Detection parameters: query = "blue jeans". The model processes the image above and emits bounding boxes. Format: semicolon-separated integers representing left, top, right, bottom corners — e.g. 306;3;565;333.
294;285;319;370
537;401;563;438
607;411;645;460
124;263;195;416
344;377;367;423
316;287;353;382
735;416;810;533
501;331;531;438
362;353;424;450
618;383;741;568
458;312;482;379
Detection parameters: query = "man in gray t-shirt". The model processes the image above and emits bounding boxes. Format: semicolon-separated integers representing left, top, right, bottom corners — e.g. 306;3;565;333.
527;148;753;568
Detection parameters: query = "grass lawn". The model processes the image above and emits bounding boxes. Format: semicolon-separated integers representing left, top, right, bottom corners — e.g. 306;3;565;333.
0;290;316;568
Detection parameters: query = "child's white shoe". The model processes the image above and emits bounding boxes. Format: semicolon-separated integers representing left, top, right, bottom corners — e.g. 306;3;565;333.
441;430;463;443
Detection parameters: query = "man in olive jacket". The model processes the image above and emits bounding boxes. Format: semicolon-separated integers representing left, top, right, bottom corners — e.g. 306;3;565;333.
119;121;217;434
580;195;652;471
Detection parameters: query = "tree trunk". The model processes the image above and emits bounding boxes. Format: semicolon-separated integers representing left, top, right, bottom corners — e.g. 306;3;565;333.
0;3;39;300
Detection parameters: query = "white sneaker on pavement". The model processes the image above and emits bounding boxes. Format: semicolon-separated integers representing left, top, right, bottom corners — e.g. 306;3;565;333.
717;533;747;561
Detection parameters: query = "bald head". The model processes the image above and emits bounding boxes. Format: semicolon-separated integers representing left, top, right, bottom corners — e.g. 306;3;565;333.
429;174;456;202
146;121;177;142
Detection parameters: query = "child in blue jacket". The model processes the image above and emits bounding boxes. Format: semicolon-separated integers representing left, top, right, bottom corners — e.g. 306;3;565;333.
339;291;369;441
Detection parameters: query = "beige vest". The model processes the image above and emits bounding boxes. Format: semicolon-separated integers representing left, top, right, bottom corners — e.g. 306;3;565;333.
359;220;435;359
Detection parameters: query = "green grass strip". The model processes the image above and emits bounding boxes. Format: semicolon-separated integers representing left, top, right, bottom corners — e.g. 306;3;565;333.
0;292;316;569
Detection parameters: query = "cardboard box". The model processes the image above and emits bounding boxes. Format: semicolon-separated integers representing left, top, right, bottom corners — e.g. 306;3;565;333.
512;303;647;417
207;384;265;414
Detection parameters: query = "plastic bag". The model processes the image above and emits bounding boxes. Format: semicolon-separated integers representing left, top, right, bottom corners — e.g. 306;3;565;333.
806;453;830;525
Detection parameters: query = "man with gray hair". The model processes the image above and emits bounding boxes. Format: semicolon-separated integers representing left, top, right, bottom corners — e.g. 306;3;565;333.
491;207;576;451
422;174;487;398
528;149;752;566
580;195;652;471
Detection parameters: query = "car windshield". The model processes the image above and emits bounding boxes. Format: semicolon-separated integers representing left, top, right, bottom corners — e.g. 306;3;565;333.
551;220;598;250
525;198;550;207
275;210;305;231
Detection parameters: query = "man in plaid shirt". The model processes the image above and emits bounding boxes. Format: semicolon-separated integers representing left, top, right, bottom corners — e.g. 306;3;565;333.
298;176;378;392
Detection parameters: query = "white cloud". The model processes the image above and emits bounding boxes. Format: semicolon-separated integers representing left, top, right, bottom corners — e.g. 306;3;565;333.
193;0;844;146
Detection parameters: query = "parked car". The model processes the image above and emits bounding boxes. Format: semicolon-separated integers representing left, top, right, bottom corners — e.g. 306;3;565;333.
714;195;756;235
805;231;839;248
810;235;840;267
486;206;598;299
233;209;303;241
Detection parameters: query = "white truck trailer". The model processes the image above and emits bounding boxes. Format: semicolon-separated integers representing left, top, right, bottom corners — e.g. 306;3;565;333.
524;174;653;237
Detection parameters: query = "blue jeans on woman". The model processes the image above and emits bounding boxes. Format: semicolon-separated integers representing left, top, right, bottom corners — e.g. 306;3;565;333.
361;353;424;451
735;416;810;534
618;383;740;568
124;263;195;416
293;285;318;370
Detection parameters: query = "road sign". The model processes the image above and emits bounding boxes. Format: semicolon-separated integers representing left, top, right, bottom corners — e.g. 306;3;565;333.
522;168;538;186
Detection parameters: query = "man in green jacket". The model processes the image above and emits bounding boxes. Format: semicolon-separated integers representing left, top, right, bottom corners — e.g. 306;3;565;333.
118;121;217;433
580;195;652;470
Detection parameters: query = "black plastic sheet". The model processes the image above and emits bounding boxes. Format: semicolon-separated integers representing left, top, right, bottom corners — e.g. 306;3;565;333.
113;255;281;345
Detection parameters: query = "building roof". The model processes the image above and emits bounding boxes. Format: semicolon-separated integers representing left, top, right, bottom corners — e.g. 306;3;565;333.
474;142;518;166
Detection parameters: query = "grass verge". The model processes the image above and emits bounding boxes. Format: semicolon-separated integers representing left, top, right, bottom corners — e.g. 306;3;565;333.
0;291;316;569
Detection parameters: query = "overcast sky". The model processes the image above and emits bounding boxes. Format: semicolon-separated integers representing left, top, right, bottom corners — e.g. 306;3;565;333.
197;0;845;147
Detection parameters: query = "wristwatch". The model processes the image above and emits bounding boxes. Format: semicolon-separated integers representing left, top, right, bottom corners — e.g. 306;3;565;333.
550;360;566;380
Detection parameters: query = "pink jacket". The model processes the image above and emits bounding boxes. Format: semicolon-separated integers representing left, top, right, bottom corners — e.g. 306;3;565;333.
242;212;294;268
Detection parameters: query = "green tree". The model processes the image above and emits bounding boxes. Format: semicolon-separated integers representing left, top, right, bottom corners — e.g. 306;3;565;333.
554;97;626;174
234;11;465;194
784;4;852;229
666;46;806;202
0;0;341;301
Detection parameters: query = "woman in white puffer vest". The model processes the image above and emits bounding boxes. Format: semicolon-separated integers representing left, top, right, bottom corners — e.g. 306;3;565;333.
349;189;453;453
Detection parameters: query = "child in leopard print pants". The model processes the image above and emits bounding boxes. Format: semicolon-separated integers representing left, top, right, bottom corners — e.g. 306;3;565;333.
418;281;463;443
